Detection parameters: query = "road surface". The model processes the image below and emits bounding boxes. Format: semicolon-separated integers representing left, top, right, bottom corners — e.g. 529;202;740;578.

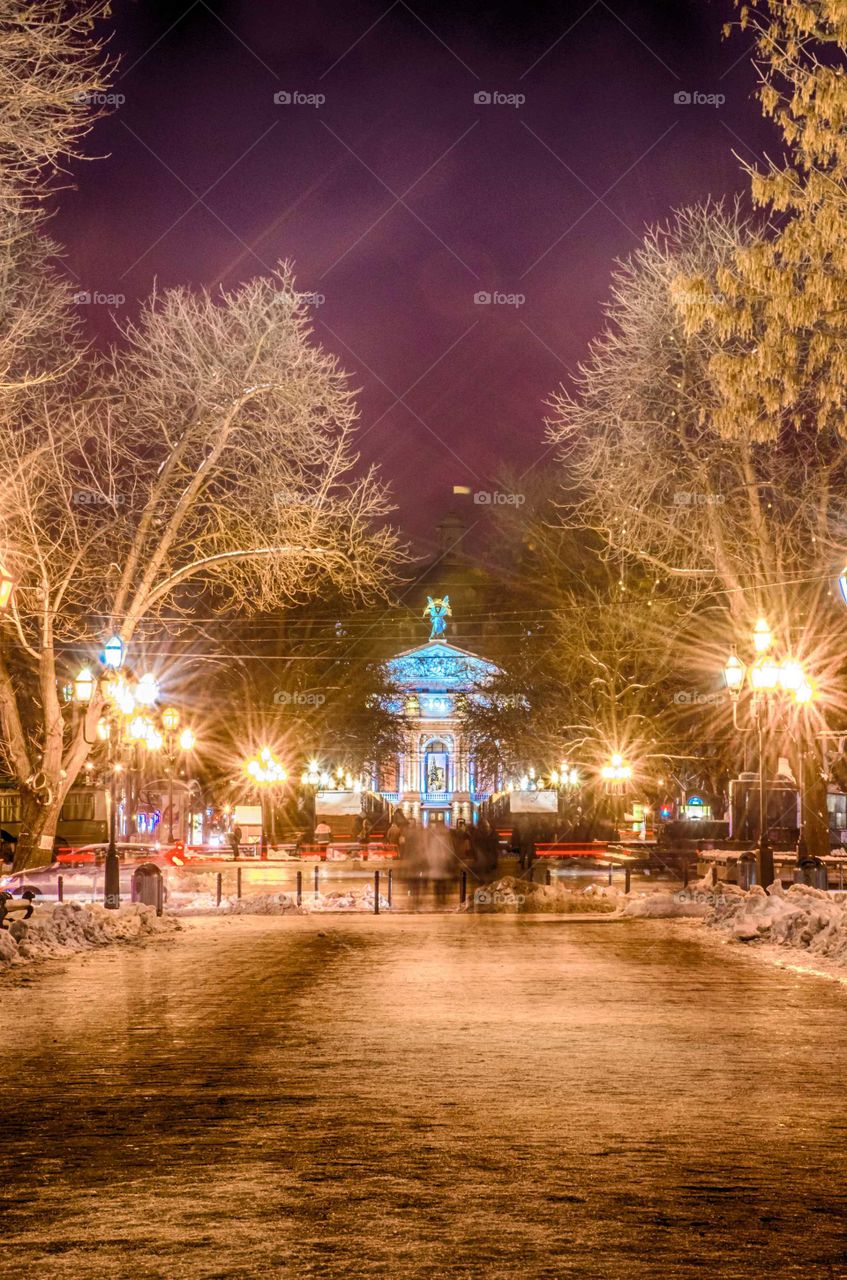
1;914;846;1278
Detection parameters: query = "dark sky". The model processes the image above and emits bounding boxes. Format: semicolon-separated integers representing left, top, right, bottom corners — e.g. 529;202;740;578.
54;0;774;553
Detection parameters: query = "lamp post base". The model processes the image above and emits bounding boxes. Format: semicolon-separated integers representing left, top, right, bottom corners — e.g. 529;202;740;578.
757;834;775;891
104;848;121;910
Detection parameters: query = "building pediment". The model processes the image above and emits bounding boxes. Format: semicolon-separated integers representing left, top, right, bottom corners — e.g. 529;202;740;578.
386;640;498;692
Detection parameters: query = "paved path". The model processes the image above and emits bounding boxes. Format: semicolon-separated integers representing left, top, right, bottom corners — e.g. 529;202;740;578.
1;914;846;1279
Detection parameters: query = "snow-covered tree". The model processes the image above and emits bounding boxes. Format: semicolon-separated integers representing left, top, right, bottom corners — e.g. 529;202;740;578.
0;259;399;870
680;0;847;439
0;5;400;870
548;205;847;854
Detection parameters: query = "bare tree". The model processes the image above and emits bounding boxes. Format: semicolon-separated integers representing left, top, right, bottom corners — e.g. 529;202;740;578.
0;262;401;869
0;0;113;218
547;204;847;854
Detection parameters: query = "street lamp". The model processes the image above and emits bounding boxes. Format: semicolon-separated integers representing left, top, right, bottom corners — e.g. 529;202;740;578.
74;666;95;705
722;619;812;888
159;710;196;843
245;747;287;852
102;634;125;669
601;753;631;840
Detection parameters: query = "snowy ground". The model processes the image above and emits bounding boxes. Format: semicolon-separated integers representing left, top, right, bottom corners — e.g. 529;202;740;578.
2;911;847;1279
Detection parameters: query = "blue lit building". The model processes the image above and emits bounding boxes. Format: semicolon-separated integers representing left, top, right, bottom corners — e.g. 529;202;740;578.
379;638;499;826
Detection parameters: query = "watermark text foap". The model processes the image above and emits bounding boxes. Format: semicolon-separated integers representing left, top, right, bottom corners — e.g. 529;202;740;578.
73;290;126;308
474;291;525;308
673;90;725;108
673;691;723;706
474;91;525;109
73;90;125;107
674;889;732;908
274;90;325;108
474;491;525;507
73;489;126;508
273;690;326;707
674;492;725;506
474;888;526;906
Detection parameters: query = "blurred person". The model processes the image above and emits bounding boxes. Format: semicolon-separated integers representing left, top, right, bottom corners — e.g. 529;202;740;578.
427;822;454;907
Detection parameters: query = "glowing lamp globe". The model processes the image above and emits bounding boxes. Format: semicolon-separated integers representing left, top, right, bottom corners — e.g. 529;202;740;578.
161;706;180;733
178;727;195;752
752;618;772;654
723;651;745;694
778;659;805;693
750;657;780;692
795;680;814;705
102;634;125;669
74;666;95;704
135;672;160;706
128;715;151;743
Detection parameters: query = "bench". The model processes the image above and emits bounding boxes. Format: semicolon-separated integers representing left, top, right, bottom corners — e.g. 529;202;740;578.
0;889;38;929
534;843;611;858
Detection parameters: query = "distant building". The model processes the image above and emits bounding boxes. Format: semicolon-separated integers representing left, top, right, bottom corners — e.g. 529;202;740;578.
378;612;500;827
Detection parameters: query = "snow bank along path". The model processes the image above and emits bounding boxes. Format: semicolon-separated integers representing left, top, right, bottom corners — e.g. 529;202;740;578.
621;876;847;972
0;901;179;972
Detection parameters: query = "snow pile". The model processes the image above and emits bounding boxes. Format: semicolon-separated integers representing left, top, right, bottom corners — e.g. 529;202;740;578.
170;890;302;916
169;887;391;915
618;879;723;919
706;881;847;964
307;886;392;913
0;901;178;971
465;876;618;914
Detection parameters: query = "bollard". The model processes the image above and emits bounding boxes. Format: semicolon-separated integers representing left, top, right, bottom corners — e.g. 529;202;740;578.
624;865;631;894
57;875;64;903
841;864;845;892
236;866;242;900
296;870;302;907
374;870;380;915
711;865;718;887
682;860;689;888
387;868;393;908
795;857;828;891
460;870;467;904
608;863;613;886
216;872;222;907
545;867;551;886
737;851;756;890
314;865;320;898
156;874;163;918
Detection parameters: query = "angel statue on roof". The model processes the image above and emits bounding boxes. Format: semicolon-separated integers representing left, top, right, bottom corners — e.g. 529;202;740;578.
423;595;452;641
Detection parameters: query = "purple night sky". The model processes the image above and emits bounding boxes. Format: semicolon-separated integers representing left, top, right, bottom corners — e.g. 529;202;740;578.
54;0;775;552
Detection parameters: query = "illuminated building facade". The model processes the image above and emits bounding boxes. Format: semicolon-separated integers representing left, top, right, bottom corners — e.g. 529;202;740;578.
379;636;499;826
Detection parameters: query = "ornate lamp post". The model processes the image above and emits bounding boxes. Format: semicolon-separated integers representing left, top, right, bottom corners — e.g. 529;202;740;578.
723;618;813;888
601;753;632;841
246;747;287;853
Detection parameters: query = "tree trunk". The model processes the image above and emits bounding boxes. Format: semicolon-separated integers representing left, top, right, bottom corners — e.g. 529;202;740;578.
12;790;64;873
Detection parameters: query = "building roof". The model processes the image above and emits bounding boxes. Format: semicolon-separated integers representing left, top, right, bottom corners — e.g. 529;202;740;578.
386;640;499;692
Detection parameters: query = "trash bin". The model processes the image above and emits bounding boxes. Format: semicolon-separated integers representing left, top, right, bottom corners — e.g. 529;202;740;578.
793;857;828;891
131;863;163;916
736;851;757;890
